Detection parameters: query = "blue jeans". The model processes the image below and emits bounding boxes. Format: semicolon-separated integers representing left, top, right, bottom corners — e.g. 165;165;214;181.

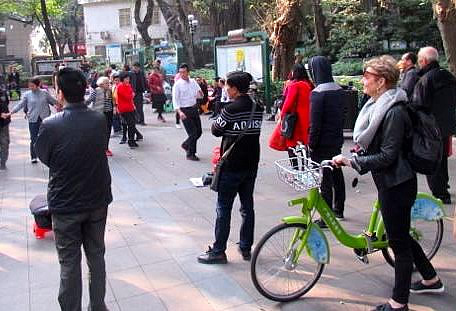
29;118;42;160
212;169;257;254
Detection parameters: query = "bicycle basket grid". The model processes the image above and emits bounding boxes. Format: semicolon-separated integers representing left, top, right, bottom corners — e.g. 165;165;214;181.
274;156;322;191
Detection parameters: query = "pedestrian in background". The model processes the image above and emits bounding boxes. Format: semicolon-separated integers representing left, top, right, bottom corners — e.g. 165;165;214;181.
307;56;346;226
130;62;148;125
148;66;166;122
399;52;419;99
334;55;443;311
412;46;456;204
85;76;115;156
117;72;143;148
198;71;263;264
172;64;203;161
7;66;21;100
6;77;57;163
35;67;112;311
0;80;10;170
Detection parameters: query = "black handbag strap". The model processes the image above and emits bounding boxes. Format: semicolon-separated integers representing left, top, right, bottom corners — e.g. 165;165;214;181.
220;100;257;160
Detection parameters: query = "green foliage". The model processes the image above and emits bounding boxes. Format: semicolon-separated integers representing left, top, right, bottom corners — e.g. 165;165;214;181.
335;75;362;91
192;68;215;83
323;0;379;58
332;59;363;76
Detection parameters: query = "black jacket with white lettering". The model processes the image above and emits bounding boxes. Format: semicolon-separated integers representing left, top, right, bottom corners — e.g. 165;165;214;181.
212;94;263;172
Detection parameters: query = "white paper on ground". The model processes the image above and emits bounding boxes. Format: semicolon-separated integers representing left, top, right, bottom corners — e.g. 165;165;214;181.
190;177;204;187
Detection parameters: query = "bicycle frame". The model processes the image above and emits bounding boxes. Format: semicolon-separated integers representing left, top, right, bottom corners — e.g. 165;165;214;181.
281;188;444;265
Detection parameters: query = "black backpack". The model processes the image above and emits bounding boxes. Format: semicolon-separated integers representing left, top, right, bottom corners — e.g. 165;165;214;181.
406;105;443;175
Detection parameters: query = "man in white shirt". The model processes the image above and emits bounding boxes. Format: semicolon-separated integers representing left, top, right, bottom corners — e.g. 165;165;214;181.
172;64;203;161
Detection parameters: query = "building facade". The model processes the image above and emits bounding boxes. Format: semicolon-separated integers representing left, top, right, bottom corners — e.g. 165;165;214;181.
79;0;169;60
0;17;33;72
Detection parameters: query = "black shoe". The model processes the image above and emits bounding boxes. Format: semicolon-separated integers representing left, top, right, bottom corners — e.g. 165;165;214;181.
439;197;451;205
314;219;328;229
119;139;127;144
128;141;139;148
31;158;38;164
0;163;6;170
197;246;227;264
334;212;345;220
186;155;200;161
181;143;189;151
410;279;444;294
238;247;251;261
372;303;408;311
138;122;146;126
135;135;144;141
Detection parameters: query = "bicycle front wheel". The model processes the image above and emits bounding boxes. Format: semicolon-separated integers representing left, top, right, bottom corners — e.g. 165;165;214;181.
251;223;325;302
382;219;444;268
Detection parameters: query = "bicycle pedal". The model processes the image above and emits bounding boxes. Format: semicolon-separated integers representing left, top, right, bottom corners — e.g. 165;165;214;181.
354;249;369;265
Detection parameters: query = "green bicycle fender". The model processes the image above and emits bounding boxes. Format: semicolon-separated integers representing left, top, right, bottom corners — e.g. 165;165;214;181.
411;192;445;221
282;217;330;264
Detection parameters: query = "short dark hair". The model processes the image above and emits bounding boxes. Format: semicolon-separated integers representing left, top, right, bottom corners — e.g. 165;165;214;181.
404;52;417;65
214;77;221;83
110;64;117;70
133;62;141;68
29;77;41;86
291;64;309;81
56;68;87;103
119;71;130;82
226;71;252;94
179;63;189;71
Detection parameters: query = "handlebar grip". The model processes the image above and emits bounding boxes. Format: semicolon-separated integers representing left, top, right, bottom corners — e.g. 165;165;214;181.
320;160;335;168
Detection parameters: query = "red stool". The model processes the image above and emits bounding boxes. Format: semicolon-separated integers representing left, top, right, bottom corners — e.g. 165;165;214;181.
33;222;52;239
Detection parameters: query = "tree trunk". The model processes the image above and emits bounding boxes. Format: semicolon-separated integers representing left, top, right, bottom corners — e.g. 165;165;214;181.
134;0;154;47
271;0;301;80
156;0;195;68
40;0;59;59
312;0;326;49
434;0;456;76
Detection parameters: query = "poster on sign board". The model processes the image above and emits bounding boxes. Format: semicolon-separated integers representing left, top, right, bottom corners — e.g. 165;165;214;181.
106;44;122;64
216;42;263;81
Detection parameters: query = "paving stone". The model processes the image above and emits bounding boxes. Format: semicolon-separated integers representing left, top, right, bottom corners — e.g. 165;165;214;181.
117;293;166;311
108;267;154;301
156;282;214;311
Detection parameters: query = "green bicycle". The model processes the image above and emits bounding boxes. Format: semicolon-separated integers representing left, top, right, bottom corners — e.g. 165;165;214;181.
250;145;445;302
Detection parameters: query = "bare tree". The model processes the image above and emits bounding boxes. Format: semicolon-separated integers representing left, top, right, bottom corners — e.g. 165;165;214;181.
271;0;303;80
156;0;196;67
434;0;456;75
134;0;155;46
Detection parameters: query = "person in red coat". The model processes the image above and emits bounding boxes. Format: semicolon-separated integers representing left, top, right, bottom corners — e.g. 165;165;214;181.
280;64;313;158
116;72;142;148
148;67;166;122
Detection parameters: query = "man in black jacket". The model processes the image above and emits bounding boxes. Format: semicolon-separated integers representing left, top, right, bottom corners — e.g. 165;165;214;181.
399;52;419;99
35;67;112;311
412;46;456;204
131;62;148;125
0;79;10;170
308;56;346;227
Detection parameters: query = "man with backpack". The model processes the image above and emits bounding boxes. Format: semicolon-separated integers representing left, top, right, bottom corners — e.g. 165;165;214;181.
411;47;456;204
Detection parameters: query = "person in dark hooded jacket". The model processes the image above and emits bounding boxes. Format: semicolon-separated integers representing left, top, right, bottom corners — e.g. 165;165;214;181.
308;56;346;227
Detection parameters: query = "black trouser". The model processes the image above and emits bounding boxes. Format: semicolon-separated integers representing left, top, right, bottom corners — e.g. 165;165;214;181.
379;177;437;304
28;117;42;160
175;111;180;124
310;148;346;214
103;111;113;150
152;94;165;118
112;113;121;132
52;208;108;311
0;125;9;166
426;136;450;201
181;106;202;156
213;169;257;254
121;112;141;143
134;93;145;124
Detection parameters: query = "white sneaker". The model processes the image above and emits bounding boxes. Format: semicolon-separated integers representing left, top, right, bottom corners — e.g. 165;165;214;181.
175;124;182;129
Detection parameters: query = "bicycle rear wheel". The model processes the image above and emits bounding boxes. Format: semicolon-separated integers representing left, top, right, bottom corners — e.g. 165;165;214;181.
251;223;324;302
382;219;444;268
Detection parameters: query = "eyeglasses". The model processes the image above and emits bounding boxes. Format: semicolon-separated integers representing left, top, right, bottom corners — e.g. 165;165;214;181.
363;70;382;79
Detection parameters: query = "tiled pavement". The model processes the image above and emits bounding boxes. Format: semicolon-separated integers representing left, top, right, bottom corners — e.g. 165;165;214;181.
0;105;455;311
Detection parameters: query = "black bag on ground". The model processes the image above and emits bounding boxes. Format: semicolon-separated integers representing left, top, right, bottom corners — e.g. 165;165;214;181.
29;194;52;229
406;106;443;175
